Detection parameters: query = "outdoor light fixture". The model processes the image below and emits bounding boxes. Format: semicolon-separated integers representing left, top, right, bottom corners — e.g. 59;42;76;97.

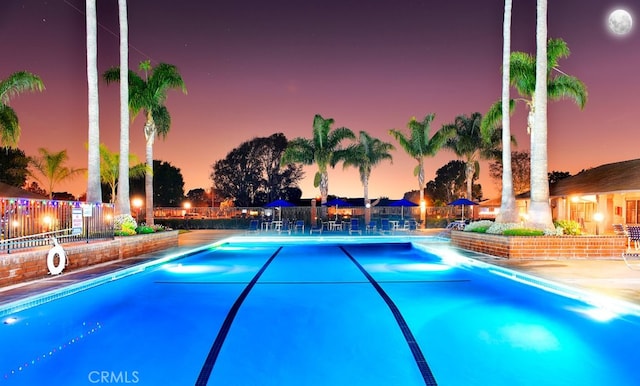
594;212;604;235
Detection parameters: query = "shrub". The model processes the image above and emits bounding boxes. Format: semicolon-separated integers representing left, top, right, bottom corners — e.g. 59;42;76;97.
554;220;582;235
114;214;137;236
486;222;521;234
503;228;545;236
464;220;494;233
135;225;156;234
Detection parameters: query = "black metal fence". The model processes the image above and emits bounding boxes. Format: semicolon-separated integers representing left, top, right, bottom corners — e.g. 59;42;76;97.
0;197;115;253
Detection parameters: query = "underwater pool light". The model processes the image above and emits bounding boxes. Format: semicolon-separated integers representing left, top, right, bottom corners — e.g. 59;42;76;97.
3;317;18;325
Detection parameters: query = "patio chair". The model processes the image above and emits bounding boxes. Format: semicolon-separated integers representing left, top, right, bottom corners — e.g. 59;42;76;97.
310;220;323;235
380;219;393;235
247;219;259;234
294;220;305;233
278;220;291;235
349;218;362;235
406;219;418;232
622;225;640;270
613;224;627;236
366;220;377;234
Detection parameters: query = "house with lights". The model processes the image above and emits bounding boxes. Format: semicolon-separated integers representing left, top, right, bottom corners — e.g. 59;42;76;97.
479;159;640;234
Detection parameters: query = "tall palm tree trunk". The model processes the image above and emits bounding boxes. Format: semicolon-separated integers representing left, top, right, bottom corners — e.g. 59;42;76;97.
116;0;131;216
363;174;370;224
465;161;475;200
529;0;554;230
497;0;519;223
144;122;155;225
319;171;329;218
418;162;426;227
85;0;102;203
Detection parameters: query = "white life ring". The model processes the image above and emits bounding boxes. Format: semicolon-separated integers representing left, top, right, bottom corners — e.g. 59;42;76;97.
47;245;67;275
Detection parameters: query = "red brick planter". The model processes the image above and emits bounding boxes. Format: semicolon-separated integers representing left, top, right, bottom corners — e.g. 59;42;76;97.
0;231;178;287
450;231;628;259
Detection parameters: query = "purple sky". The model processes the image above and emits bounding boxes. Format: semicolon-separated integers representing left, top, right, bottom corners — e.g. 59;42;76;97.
2;0;638;201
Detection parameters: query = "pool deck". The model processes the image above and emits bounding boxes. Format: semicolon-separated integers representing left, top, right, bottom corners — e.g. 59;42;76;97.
1;230;640;308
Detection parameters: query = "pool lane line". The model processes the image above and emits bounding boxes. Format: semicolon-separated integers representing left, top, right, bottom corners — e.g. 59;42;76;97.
195;246;283;386
339;246;438;386
156;279;470;285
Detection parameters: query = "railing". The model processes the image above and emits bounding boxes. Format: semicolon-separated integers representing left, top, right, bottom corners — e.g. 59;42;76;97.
0;229;81;253
1;197;115;253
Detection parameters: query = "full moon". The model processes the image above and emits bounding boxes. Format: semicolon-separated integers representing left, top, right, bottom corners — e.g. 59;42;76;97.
608;9;633;35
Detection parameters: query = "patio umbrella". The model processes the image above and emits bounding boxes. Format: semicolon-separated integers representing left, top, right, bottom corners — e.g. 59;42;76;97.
264;199;294;221
323;198;352;220
389;198;418;219
447;198;478;221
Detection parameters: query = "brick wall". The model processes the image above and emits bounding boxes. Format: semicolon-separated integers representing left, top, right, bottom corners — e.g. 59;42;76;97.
0;231;178;287
450;231;628;259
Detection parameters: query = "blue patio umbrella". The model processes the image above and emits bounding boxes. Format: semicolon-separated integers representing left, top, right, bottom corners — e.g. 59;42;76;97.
264;199;294;220
447;198;478;221
389;198;418;218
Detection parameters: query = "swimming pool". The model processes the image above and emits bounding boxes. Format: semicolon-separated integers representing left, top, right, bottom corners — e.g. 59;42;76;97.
2;236;640;385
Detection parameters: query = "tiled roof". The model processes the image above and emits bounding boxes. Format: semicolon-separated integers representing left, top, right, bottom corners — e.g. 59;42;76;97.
550;158;640;196
0;182;48;199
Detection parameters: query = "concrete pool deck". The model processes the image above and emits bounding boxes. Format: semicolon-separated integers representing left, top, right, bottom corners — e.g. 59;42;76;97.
1;229;639;308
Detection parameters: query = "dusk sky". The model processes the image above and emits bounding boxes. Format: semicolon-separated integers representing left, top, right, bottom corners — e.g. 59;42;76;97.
2;0;638;201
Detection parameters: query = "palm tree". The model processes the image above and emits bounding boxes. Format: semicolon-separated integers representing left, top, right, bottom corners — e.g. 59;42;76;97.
281;114;355;214
99;144;146;204
389;114;455;227
116;0;131;215
530;0;551;230
493;0;519;223
332;131;394;224
85;0;101;203
29;148;85;199
103;60;187;225
0;71;44;147
482;37;587;228
444;112;508;201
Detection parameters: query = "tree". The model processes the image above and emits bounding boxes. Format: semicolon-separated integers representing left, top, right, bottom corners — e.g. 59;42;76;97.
443;112;506;201
489;151;531;195
0;71;44;147
29;148;85;199
530;0;552;229
116;0;131;215
389;113;455;226
426;160;481;204
496;0;519;223
99;144;146;204
186;188;209;207
0;147;30;187
24;181;47;197
483;36;587;227
548;170;571;185
213;134;304;206
332;131;394;224
85;0;101;203
282;115;355;212
131;160;185;208
103;61;187;225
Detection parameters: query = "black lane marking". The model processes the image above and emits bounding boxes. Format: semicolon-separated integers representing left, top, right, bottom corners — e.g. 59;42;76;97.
339;246;438;386
156;279;469;285
195;246;283;386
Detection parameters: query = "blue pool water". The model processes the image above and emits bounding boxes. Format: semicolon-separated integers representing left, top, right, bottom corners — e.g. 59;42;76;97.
1;237;640;385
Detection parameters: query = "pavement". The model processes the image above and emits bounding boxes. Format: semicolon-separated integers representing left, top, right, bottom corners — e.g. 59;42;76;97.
1;229;639;309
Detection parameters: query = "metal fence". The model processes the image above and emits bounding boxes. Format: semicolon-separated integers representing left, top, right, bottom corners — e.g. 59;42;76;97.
154;205;458;229
0;197;115;253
